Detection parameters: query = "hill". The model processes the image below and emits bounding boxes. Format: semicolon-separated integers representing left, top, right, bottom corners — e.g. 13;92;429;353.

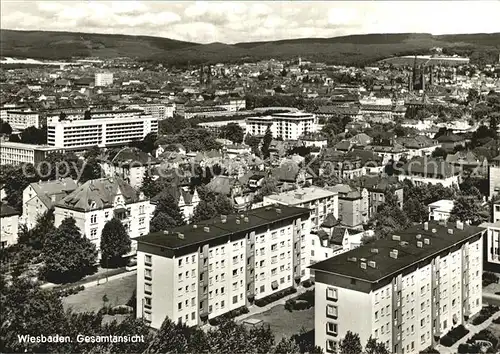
1;29;499;66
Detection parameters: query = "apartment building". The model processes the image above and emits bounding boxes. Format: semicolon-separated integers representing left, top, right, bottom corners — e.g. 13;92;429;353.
310;221;485;354
327;185;369;229
360;177;404;219
478;222;500;272
245;112;317;140
133;104;175;119
135;205;311;329
21;178;78;230
54;177;151;254
6;110;40;130
95;72;114;87
47;112;158;148
0;141;62;166
488;155;500;198
428;200;454;222
263;187;338;231
399;158;460;188
0;203;20;248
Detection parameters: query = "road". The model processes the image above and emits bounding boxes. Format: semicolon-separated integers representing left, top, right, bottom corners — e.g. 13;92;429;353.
483;293;500;306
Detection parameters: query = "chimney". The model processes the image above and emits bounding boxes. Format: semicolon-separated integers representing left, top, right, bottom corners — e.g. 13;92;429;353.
392;235;401;241
443;219;447;227
423;222;429;231
368;261;377;268
193;224;198;229
244;216;249;223
431;228;437;233
448;228;454;235
221;215;227;223
456;221;464;230
236;219;241;225
163;230;169;234
347;257;357;262
370;248;379;254
424;238;430;245
390;250;399;259
178;233;185;239
203;226;210;233
360;262;367;269
416;234;422;240
417;241;423;248
400;241;409;247
276;208;282;214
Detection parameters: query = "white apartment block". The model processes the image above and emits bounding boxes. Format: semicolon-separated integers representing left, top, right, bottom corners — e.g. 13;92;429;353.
132;104;174;119
0;141;62;166
263;187;339;279
428;200;454;222
136;205;311;329
6;110;40;130
95;72;114;87
245;112;317;140
54;177;151;255
479;222;500;272
311;221;484;354
47;112;158;148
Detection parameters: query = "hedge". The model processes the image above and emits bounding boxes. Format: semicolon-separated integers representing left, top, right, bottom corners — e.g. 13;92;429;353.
468;329;498;348
285;290;315;312
418;347;440;354
301;279;314;288
54;285;85;297
439;325;469;347
208;306;249;326
255;287;297;307
471;305;499;325
99;306;133;315
457;343;481;353
483;272;499;287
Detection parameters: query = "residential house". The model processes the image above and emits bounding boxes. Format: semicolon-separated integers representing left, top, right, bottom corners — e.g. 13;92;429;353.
151;186;200;223
327;185;369;229
398;157;460;187
478;221;500;272
446;151;487;176
360;176;404;218
54;177;151;255
21;178;78;230
1;203;19;248
428;199;454;221
206;175;251;211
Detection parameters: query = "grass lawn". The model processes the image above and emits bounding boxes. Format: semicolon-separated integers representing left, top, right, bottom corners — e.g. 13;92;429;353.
241;304;315;341
62;273;136;313
486;320;500;339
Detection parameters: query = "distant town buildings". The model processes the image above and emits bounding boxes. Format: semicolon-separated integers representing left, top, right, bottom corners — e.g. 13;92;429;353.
94;72;114;87
0;141;62;166
245;112;317;140
0;203;20;248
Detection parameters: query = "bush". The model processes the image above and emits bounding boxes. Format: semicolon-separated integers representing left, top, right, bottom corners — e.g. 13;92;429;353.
440;325;469;347
471;305;499;325
419;347;440;354
483;272;499;287
301;279;314;288
208;306;249;326
284;290;315;312
54;284;85;298
493;316;500;324
254;287;297;307
99;305;133;315
469;329;498;348
458;343;481;353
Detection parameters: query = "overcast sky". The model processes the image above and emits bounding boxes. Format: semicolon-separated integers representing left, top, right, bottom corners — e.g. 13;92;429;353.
1;1;499;44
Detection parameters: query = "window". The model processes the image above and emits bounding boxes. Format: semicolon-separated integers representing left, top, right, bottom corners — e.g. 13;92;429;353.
260;285;265;293
145;255;152;265
144;297;152;308
375;311;379;321
233;282;238;291
178;259;182;267
326;305;338;318
178;273;182;281
144;283;152;294
326;287;338;301
145;269;152;280
178;302;182;310
326;322;338;336
90;228;97;239
221;287;225;294
90;214;97;224
232;295;238;304
326;340;337;353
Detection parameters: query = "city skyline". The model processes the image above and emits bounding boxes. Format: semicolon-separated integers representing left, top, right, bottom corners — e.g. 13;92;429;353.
1;1;500;44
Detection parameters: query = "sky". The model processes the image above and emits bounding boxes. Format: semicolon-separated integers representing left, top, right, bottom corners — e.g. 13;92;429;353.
1;1;500;44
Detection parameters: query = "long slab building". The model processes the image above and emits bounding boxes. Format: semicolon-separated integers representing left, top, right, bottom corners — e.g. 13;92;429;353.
310;220;485;354
135;205;311;328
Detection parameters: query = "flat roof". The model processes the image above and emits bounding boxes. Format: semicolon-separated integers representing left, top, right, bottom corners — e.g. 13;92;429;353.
265;187;337;205
310;221;484;283
272;112;314;118
0;141;61;151
428;199;455;211
136;204;310;251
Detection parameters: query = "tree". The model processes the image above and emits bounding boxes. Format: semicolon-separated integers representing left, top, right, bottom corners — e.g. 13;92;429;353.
467;88;479;105
152;193;186;227
0;120;12;135
403;197;428;223
41;217;98;283
371;189;409;239
17;208;55;250
214;195;233;215
146;318;194;353
272;337;301;354
20;126;47;144
219;123;244;144
141;170;161;199
245;134;261;155
260;176;279;197
338;331;362;354
100;218;131;267
79;159;103;184
151;212;183;233
449;195;488;225
84;110;92;120
431;147;448;159
191;200;218;223
261;126;273;159
8;134;20;142
84;146;102;160
365;337;390;354
0;277;68;353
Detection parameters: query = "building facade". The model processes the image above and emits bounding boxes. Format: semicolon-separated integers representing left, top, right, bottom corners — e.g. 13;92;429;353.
479;222;500;272
245;112;317;140
428;200;454;222
47;113;158;148
54;177;151;254
310;221;484;354
135;205;311;329
6;110;40;130
95;72;114;87
0;204;20;248
0;141;62;166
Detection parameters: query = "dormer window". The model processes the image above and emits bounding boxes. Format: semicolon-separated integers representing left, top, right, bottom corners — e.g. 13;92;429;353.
90;201;97;209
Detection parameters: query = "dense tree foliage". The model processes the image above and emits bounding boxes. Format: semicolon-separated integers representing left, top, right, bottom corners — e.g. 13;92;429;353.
261;127;273;159
41;217;98;283
100;218;131;267
370;189;410;239
339;331;363;354
219;122;245;144
150;193;186;232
